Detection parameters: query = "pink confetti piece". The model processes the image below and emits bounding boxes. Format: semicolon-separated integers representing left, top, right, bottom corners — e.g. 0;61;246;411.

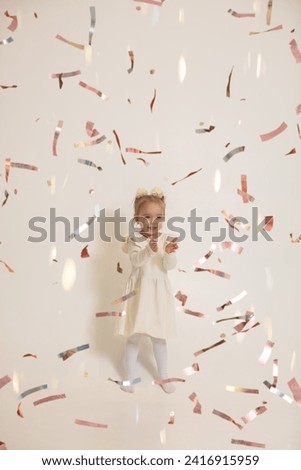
75;419;108;429
296;103;301;114
0;259;14;273
249;24;283;35
236;320;260;335
153;378;185;385
80;245;90;258
216;290;247;312
52;120;64;156
96;311;126;318
168;411;175;424
174;290;187;306
127;50;135;73
223;146;245;162
0;441;7;450
226;386;259;394
86;121;99;138
285;148;296;156
228;9;255;18
219;241;243;254
112;289;137;305
287;378;301;405
0;375;11;389
178;307;208;319
19;384;48;400
113;129;126;165
263;380;293;403
4;10;18;32
0;84;17;89
50;70;81;89
171;167;202;186
290;233;301;243
74;135;106;148
33;394;66;406
58;344;89;361
23;353;38;359
272;359;278;387
212;409;243;430
10;162;39;172
289;39;301;63
134;0;165;6
125;147;162;154
88;6;96;46
216;310;254;324
241;405;267;424
226;66;234;98
79;81;108;100
194;267;231;279
150;88;157;112
260;122;288;142
231;439;266;449
194;339;226;357
258;340;275;365
188;392;202;414
55;34;85;50
183;363;200;376
266;0;273;25
196;244;217;265
17;402;24;418
237;175;255;203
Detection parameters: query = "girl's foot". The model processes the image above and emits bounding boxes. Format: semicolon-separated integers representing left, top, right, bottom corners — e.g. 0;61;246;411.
120;384;134;393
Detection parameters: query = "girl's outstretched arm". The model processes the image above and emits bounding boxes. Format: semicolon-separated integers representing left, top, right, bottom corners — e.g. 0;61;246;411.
128;239;156;267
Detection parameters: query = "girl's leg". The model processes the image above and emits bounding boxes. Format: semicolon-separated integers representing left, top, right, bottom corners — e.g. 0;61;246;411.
121;333;142;393
151;337;175;393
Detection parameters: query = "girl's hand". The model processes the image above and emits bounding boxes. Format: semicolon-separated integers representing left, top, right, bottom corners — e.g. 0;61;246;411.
149;238;158;252
165;238;179;254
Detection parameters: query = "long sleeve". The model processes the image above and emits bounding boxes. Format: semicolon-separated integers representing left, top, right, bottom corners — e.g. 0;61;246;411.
128;239;156;267
162;251;177;271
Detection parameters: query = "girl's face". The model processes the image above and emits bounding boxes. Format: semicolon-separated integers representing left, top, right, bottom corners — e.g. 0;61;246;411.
136;200;165;237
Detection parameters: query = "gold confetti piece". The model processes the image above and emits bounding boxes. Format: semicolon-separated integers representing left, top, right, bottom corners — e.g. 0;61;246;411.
289;39;301;63
88;6;96;46
77;159;102;171
153;378;185;385
219;241;243;254
174;290;187;306
263;216;273;231
168;411;175;424
58;344;89;361
81;245;90;258
226;66;234;98
22;353;38;359
196;244;217;265
237;175;255;203
55;34;85;50
266;0;273;25
50;70;81;89
195;125;215;134
223;146;245;162
134;0;165;6
79;81;108;100
108;377;141;386
285;148;296;155
227;9;255;18
171;167;202;186
33;394;66;406
188;392;202;414
212;409;243;430
194;267;231;279
249;24;283;35
19;384;48;400
226;386;259;394
272;359;278;387
0;84;17;89
125;147;161;154
0;37;14;45
75;419;108;429
242;406;267;424
263;381;293;403
287;378;301;405
127;50;135;73
86;121;99;137
112;289;137;305
216;290;247;312
117;262;123;273
183;363;200;376
74;135;106;149
150;88;157;112
96;311;126;318
258;340;275;365
0;259;14;273
231;439;266;449
290;233;301;243
177;307;208;319
0;375;11;389
113;129;126;165
52;120;64;156
194;339;226;357
17;402;24;418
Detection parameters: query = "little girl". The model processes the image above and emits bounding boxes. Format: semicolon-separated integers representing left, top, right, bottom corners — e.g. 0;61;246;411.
117;187;179;393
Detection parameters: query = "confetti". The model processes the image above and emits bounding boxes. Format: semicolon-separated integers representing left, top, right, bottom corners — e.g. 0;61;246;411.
137;157;149;166
125;147;161;154
216;290;247;312
196;244;217;265
108;377;141;386
0;259;14;273
287;378;301;405
9;161;39;172
58;344;90;361
55;34;85;50
223;146;245;162
69;208;98;239
113;129;126;165
50;70;81;89
272;359;278;387
75;419;108;429
241;406;267;424
231;439;266;449
296;103;301;114
88;6;96;46
183;363;200;376
260;121;288;141
236;321;260;334
112;289;137;305
0;37;14;45
188;392;202;414
0;441;7;450
77;159;102;171
226;66;234;98
150;88;157;112
289;39;301;63
134;0;165;6
171;167;202;186
117;262;123;273
195;125;215;134
226;386;259;394
212;409;243;430
52;120;64;156
285;148;296;155
263;216;273;231
177;307;208;319
263;381;293;403
249;24;283;35
33;394;66;406
127;50;135;73
237;175;255;203
168;411;175;424
227;9;255;18
0;84;17;89
22;353;38;359
0;375;11;389
2;191;9;207
81;245;90;258
17;402;24;418
194;339;226;357
290;233;301;243
194;267;231;279
153;378;185;385
219;241;243;254
4;11;18;31
258;340;275;365
74;135;106;148
86;121;99;138
79;81;108;100
96;311;126;318
19;384;48;400
266;0;273;25
174;290;187;306
215;310;254;324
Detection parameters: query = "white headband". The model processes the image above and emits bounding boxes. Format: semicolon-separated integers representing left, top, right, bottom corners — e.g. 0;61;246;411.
135;187;164;199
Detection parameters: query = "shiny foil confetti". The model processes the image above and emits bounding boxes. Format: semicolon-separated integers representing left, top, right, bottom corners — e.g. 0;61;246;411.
168;411;175;424
227;9;255;18
188;392;202;414
237;175;255;203
272;359;278;387
226;66;234;98
266;0;273;25
219;241;243;254
195;125;215;134
127;50;135;73
150;88;157;112
285;148;296;155
263;216;273;231
69;210;97;239
216;290;247;312
4;10;18;31
194;339;226;357
0;84;17;89
75;419;108;429
86;121;99;137
263;381;293;403
197;244;217;265
17;402;24;418
52;120;64;156
108;377;141;386
183;363;200;376
23;353;38;359
113;129;126;165
215;310;254;324
112;289;137;305
19;384;48;400
81;245;90;258
194;267;231;280
96;311;126;318
58;344;90;361
241;405;267;424
125;147;161;154
0;259;14;273
223;146;245;162
289;39;301;63
50;70;81;89
177;307;207;319
258;340;275;365
249;24;283;35
174;290;187;306
212;409;243;430
0;375;11;389
237;320;260;334
79;81;108;100
33;394;66;406
226;386;259;394
171;167;202;186
117;262;123;273
290;233;301;243
153;378;186;385
231;439;266;449
0;37;14;45
74;135;106;148
88;6;96;46
55;34;85;50
287;378;301;405
77;159;102;171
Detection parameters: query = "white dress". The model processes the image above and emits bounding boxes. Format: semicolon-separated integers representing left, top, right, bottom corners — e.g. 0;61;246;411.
117;232;177;339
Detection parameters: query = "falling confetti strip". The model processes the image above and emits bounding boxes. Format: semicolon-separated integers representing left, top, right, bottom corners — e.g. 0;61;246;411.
4;10;18;31
226;386;259;394
86;121;99;137
153;378;186;385
289;39;301;63
55;34;85;50
69;209;98;240
231;439;266;449
0;37;14;45
272;359;279;387
168;411;175;424
258;340;275;365
219;241;243;254
79;81;108;100
194;339;226;357
22;353;38;359
52;120;64;156
249;24;283;35
0;375;11;389
108;377;141;386
19;384;48;400
112;289;137;305
96;311;126;318
266;0;273;25
77;159;102;171
188;392;202;414
236;321;260;335
296;103;301;114
80;245;90;258
290;233;301;243
227;9;255;18
50;70;81;89
33;394;66;406
136;157;149;166
285;148;296;156
196;244;217;265
117;262;123;273
216;290;247;312
0;259;14;273
171;167;202;186
223;146;245;162
125;147;161;154
112;129;126;165
75;419;108;429
174;290;187;306
150;88;157;112
177;307;208;319
212;409;243;430
260;121;288;141
215;310;254;324
287;378;301;405
0;84;17;89
183;363;200;376
17;402;24;418
74;135;106;148
194;267;231;279
58;344;90;361
237;175;255;203
127;50;135;73
226;66;234;98
2;190;9;207
263;381;293;404
241;405;267;424
195;125;215;134
88;6;96;46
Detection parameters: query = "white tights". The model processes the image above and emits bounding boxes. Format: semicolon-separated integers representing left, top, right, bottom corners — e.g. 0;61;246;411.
121;333;175;393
